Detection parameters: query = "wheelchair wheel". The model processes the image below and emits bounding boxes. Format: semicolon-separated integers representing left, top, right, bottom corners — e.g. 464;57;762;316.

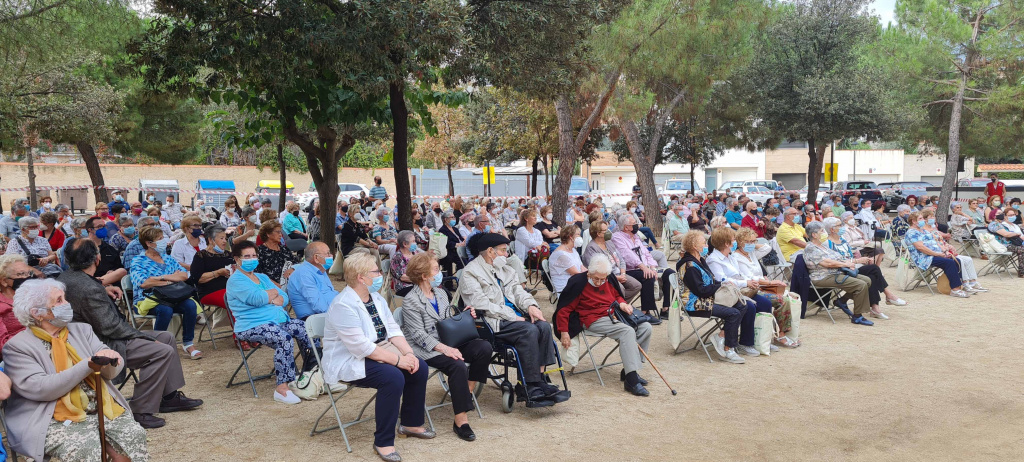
500;381;514;413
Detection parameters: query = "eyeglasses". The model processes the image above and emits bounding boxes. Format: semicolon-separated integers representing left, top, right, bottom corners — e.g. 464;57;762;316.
9;270;33;278
92;225;105;230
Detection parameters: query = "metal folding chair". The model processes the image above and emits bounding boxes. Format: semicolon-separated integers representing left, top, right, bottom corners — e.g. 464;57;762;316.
901;237;941;293
122;275;156;331
765;238;793;280
223;298;274;397
568;330;622;386
541;259;560;304
669;274;721;362
975;229;1016;279
304;313;377;453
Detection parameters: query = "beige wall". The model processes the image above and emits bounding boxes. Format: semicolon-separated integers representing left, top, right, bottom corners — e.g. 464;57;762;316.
0;162;408;209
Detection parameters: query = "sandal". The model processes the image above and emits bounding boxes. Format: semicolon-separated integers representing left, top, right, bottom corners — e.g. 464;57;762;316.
773;336;800;348
182;345;203;360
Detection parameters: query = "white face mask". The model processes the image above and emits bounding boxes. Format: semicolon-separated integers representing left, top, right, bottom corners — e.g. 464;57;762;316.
27;229;40;238
574;236;583;247
846;219;856;226
492;255;507;268
544;213;553;221
588;277;603;287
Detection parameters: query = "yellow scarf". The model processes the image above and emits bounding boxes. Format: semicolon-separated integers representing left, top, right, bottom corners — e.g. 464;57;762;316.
30;326;124;422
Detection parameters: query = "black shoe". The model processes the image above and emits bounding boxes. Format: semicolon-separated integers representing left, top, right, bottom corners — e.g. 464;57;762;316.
624;382;650;397
159;391;204;413
133;413;166;429
659;310;669;320
453;423;476;442
539;382;560;396
646;313;662;326
550;389;571;403
620;370;648;386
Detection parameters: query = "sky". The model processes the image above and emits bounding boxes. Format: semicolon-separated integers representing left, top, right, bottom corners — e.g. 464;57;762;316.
870;0;897;26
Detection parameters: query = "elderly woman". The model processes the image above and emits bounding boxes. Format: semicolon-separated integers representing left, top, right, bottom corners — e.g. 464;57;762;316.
256;220;299;284
282;201;308;240
582;220;642;304
731;228;797;347
372;207;399;256
677;231;746;364
688;203;710;234
226;240;313;405
40;211;66;252
130;226;202;359
409;208;430;249
170;214;208;272
920;210;986;290
549;226;587;294
986;207;1024;278
905;211;973;295
390;230;421;297
219;196;243;228
964;198;986;225
307;200;322;241
5;216;61;276
436;209;466;289
399;253;491;441
233;206;260;245
0;254;33;351
323;252;432;461
838;211;885;266
187;226;234;309
802;221;877;324
146;206;173;239
949;202;980;242
611;214;674;319
108;215;135;253
457;211;476;241
3;279;148;462
705;227;772;356
823;217;906;319
905;195;921;211
258;207;279;227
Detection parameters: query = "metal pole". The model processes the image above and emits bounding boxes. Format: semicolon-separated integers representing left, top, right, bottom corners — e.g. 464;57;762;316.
830;141;835;185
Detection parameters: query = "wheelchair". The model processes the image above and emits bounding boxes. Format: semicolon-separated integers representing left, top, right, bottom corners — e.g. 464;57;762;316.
474;320;571;412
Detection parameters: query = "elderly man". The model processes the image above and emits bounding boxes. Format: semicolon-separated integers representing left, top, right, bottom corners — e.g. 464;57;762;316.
107;189;130;212
611;214;675;319
286;241;339;320
0;198;33;238
777;207;808;262
424;201;444;230
58;238;203;429
460;233;569;406
665;201;690;243
554;255;652;397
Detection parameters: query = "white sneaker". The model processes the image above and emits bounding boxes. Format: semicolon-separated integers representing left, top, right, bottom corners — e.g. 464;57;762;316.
950;289;970;298
972;284;989;293
274;389;301;405
769;344;780;353
736;345;760;356
709;334;726;358
721;348;746;364
886;297;907;306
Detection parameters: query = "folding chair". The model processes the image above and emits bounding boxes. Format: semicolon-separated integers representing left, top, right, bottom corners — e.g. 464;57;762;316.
567;329;622;386
792;255;843;323
901;237;941;294
304;313;377;453
380;258;393;302
223;298;274;397
764;238;793;280
954;231;982;258
392;307;484;431
196;303;235;350
122;275;156;331
669;273;721;362
541;259;559;304
975;229;1016;279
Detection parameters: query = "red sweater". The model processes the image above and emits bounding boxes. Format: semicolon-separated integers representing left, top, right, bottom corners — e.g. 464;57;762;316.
741;215;765;238
556;280;625;332
0;294;26;356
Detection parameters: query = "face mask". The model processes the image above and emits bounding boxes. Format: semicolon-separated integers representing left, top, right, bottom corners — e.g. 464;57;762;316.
114;195;123;201
323;256;334;269
208;245;222;254
629;225;639;235
124;226;136;237
730;242;738;252
79;229;89;238
492;255;507;268
574;236;583;247
95;227;108;240
240;258;259;272
409;243;419;252
47;302;74;328
756;207;763;213
699;247;708;257
545;213;553;221
994;201;1002;207
603;231;613;241
367;275;384;293
927;218;936;226
449;219;458;227
132;208;143;215
483;225;491;233
42;203;51;209
916;220;926;228
837;228;847;236
415;218;425;227
147;196;155;201
431;271;444;287
291;211;300;217
1008;216;1018;223
433;208;442;214
588;277;603;288
793;216;802;224
249;215;259;224
743;243;756;253
26;229;40;239
11;276;31;291
154;239;168;255
1014;205;1020;210
629;207;636;214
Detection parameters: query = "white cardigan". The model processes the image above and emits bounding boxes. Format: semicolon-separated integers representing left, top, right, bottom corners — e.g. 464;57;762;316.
322;286;404;383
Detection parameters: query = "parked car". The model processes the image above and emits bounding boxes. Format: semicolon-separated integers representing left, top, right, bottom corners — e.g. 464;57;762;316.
297;182;370;210
880;181;933;211
958;178;991;187
659;178;705;202
797;183;834;204
726;185;774;204
255;180;296;207
718;180;744;192
831;180;882;206
568;176;591;198
740;179;782;191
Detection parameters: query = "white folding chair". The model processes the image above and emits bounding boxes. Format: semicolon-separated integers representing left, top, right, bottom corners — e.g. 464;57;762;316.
975;229;1015;279
900;237;941;293
669;273;720;362
541;259;559;304
305;313;376;453
764;238;793;280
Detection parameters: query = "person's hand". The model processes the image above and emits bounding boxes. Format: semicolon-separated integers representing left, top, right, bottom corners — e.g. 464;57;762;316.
105;285;123;301
619;303;634;315
93;349;121;366
642;265;656;279
748;280;760;290
284;268;294;279
221;268;232;277
515;316;526;322
174;271;189;281
468;306;477;318
398;353;419;373
560;332;571;350
527;305;545;323
616;274;627;283
441;345;463;361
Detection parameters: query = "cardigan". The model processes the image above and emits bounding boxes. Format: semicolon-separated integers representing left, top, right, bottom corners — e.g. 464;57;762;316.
3;323;128;462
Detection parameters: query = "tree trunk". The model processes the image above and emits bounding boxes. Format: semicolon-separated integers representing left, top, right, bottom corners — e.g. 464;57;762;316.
622;121;663;238
26;145;37;209
689;161;696;195
390;81;414;231
938;73;968;226
805;139;828;208
446;162;454;196
284;123;353;253
77;142;109;204
277;143;287;212
542;154;550;197
531;154;539;197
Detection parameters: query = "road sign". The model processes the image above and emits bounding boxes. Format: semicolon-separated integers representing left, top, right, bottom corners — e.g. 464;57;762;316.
824;163;839;182
482;166;496;185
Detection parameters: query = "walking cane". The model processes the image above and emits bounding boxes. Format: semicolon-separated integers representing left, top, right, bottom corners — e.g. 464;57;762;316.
89;355;118;462
637;345;677;395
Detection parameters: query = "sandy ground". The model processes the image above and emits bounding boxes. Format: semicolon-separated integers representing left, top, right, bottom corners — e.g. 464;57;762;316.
130;264;1024;462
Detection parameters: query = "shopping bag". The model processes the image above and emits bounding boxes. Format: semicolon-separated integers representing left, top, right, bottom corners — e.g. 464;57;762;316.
785;292;801;342
429;232;449;259
668;300;681;351
754;312;779;356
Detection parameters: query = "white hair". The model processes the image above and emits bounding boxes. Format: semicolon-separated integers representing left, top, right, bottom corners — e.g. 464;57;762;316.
588;254;613;277
822;217;843;231
0;254;27;278
13;278;65;327
18;216;39;229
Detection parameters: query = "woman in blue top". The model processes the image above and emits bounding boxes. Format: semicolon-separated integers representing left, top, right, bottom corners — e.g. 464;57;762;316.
130;226;201;359
282;201;308;240
226;240;313;405
904;211;970;298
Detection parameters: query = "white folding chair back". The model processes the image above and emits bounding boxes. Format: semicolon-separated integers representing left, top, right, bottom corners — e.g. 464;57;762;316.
974;229;1014;278
670;268;720;362
541;259;559;304
765;238;793;280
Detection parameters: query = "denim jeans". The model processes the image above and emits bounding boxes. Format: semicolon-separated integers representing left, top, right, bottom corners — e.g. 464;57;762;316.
152;298;198;346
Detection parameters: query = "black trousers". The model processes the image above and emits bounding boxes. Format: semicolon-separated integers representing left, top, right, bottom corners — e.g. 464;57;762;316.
424;338;493;415
440;252;465;290
626;268;676;311
494;320;556;383
856;264;888;306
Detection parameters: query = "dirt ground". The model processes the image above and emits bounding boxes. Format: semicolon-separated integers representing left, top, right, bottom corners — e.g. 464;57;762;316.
132;265;1024;462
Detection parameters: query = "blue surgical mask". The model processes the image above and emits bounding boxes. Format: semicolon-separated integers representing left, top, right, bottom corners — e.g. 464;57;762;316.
1013;204;1020;210
431;272;444;287
743;243;756;253
917;219;926;228
756;207;763;213
240;258;258;272
730;242;738;252
154;239;168;254
409;243;418;252
1008;215;1018;223
114;195;123;202
837;228;847;236
449;219;457;227
699;247;708;257
793;215;802;224
368;275;383;293
95;227;108;239
123;226;136;237
212;245;223;254
927;218;936;226
484;225;491;233
79;229;89;238
323;257;334;269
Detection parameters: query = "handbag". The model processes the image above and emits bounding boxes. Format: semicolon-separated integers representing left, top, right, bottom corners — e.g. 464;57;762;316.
753;312;779;356
436;310;479;348
375;340;403;364
429;232;448;259
147;281;196;305
14;238;41;267
611;302;653;330
715;283;745;308
291;365;326;400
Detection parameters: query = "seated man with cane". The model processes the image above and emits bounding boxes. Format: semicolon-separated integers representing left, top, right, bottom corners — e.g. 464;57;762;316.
554;254;652;397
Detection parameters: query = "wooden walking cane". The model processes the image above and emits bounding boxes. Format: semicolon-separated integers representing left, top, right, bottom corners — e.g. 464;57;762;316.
637;346;677;395
89;355;118;462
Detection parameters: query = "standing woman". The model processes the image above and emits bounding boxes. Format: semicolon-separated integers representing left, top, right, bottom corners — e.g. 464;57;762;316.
399;253;491;442
130;226;202;359
322;252;432;461
256;221;299;284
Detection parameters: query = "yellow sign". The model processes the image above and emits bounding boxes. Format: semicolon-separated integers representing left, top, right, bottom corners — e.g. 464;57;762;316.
824;163;839;182
482;166;496;185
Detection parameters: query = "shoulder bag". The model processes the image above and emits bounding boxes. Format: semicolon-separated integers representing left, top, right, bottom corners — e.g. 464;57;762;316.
436;309;479;348
148;281;196;305
15;237;41;267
